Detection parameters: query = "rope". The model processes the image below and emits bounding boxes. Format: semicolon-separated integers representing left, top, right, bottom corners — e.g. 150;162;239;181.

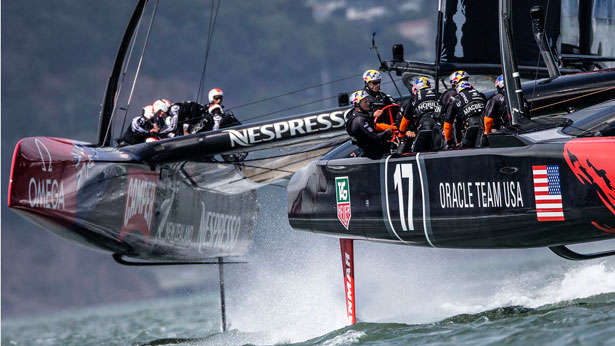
196;0;222;104
107;0;159;146
226;73;363;111
531;86;615;112
238;77;403;123
116;13;143;137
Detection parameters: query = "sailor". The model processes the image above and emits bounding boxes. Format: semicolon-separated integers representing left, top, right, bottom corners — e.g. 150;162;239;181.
209;104;241;131
363;69;395;109
483;75;511;135
153;99;177;139
398;77;442;152
120;105;157;145
439;70;470;119
170;101;207;136
443;81;487;148
207;88;224;110
345;90;392;159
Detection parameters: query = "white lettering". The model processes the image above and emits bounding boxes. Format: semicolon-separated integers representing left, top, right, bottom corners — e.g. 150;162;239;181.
27;177;65;210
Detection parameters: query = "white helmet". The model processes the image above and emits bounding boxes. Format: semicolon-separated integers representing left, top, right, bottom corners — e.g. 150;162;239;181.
153;99;170;113
208;88;224;103
142;105;154;120
208;104;223;114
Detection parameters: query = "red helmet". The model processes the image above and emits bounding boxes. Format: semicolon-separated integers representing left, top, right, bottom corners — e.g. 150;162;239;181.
208;88;224;103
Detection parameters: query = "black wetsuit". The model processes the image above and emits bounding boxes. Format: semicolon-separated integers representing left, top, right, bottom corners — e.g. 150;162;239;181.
403;88;441;129
399;89;443;152
364;87;395;108
444;87;487;147
438;88;458;118
345;108;391;159
171;101;207;136
121;115;155;145
483;91;510;131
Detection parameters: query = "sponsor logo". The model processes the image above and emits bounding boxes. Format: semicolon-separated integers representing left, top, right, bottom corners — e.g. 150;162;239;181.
532;165;564;221
462;102;484;116
27;139;66;210
225;111;346;147
438;180;524;209
198;202;242;252
28;178;65;209
343;251;354;321
120;170;158;240
34;138;52;172
336;176;351;229
340;239;355;324
416;100;439;113
164;222;196;244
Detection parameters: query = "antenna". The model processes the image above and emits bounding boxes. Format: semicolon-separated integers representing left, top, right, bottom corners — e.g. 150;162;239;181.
371;32;402;99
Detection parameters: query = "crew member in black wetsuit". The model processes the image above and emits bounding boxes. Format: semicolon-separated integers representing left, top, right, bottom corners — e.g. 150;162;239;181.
439;70;470;120
398;77;442;152
363;69;395;107
483;75;510;135
443;81;487;148
208;104;241;130
345;90;392;159
120;105;157;145
169;101;207;136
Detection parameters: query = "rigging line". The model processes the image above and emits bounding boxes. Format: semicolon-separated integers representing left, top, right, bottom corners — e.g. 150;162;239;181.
238;78;402;122
213;138;347;163
235;163;295;174
197;0;222;104
531;86;615;111
116;14;144;137
106;0;159;146
240;95;339;122
196;0;215;103
226;73;363;111
219;151;327;186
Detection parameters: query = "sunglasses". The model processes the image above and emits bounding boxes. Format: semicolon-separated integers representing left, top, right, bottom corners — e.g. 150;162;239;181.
213;95;223;100
369;81;381;85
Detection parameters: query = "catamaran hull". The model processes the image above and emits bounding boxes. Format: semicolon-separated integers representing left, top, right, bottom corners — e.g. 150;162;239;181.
8;137;257;260
288;137;615;249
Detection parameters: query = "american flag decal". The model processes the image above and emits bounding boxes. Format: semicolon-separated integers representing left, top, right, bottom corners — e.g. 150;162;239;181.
532;165;565;221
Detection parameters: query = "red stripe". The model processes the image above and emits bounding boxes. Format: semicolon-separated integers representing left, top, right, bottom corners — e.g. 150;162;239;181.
533;183;548;187
535;201;563;206
538;216;565;221
536;208;563;213
532;174;548;179
534;191;549;195
533;165;547;170
535;198;562;203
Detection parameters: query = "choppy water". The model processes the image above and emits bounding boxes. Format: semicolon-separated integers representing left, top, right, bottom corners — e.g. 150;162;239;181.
4;261;615;345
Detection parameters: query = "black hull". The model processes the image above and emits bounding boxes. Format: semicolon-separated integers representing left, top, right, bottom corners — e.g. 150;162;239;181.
288;137;615;249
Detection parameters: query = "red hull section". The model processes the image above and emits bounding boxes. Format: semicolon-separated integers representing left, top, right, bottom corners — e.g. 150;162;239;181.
564;137;615;232
7;136;258;260
8;137;79;228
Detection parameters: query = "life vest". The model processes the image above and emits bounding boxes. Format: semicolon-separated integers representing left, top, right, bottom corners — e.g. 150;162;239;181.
457;88;486;119
412;89;441;118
